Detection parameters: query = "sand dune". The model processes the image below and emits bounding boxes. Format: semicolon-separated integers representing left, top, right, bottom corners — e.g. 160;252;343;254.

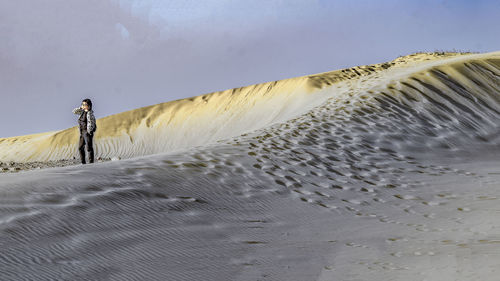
2;51;497;163
2;50;500;280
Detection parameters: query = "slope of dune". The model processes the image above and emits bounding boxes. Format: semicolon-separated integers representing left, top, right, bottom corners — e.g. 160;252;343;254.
1;50;500;280
1;51;494;163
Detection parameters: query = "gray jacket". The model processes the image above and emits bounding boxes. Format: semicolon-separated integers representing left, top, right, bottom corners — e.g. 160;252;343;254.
73;108;97;134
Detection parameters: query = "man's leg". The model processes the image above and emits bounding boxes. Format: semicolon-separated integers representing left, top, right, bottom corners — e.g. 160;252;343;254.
86;132;95;164
78;133;86;164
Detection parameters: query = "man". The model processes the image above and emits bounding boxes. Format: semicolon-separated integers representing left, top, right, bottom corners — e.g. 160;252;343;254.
72;99;97;164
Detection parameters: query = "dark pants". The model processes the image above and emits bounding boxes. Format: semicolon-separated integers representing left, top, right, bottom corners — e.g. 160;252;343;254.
79;131;94;164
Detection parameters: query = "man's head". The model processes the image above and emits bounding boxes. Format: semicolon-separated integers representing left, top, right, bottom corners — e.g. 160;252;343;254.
81;98;92;111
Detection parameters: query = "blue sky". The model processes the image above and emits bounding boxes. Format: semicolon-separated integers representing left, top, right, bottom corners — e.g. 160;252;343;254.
1;0;499;138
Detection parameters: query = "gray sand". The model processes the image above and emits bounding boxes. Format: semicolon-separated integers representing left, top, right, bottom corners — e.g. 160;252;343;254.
1;54;500;280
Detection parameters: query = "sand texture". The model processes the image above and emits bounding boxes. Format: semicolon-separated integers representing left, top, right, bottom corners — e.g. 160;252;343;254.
1;50;500;280
0;51;487;163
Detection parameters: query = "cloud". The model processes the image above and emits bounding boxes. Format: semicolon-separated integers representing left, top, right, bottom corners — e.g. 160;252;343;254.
115;23;130;39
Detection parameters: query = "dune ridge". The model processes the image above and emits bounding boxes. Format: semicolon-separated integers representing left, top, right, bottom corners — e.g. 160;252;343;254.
0;51;498;163
2;50;500;280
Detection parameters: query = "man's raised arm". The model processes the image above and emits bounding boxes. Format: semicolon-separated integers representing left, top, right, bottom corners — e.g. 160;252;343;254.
72;107;83;115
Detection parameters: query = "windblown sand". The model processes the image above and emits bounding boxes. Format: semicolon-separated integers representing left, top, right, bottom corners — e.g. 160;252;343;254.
1;50;500;280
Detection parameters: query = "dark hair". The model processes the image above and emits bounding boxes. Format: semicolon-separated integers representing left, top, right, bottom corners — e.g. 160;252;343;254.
82;98;92;111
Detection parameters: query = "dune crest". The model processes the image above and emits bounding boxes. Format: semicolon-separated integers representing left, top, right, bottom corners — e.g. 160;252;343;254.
0;51;498;162
2;50;500;280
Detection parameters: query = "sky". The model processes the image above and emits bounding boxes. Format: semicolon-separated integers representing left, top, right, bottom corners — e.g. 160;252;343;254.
1;0;499;138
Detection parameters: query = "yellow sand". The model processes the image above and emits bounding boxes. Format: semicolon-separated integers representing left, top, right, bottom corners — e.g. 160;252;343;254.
1;51;499;162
